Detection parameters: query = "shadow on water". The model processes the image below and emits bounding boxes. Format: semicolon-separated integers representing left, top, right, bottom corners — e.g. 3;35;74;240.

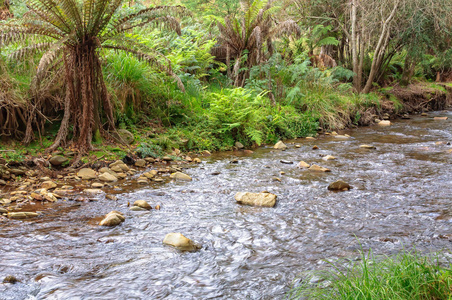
1;111;451;299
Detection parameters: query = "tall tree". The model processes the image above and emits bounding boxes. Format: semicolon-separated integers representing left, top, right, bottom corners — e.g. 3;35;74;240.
0;0;187;154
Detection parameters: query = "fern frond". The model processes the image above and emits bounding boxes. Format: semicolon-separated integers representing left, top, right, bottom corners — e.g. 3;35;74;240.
8;42;53;61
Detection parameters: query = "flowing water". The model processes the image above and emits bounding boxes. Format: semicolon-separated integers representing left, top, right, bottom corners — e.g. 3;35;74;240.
1;112;452;300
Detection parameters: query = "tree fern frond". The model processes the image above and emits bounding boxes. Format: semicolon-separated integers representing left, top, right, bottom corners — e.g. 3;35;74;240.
103;44;185;92
8;42;54;61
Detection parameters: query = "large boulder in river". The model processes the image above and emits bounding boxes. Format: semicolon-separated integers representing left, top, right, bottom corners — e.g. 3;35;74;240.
99;211;125;226
235;192;277;207
328;180;351;191
273;141;287;150
163;233;201;251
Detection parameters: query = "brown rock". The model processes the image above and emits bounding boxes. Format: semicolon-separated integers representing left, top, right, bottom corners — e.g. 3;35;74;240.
308;165;331;172
235;192;277;207
328;180;351;191
163;233;201;251
133;200;152;210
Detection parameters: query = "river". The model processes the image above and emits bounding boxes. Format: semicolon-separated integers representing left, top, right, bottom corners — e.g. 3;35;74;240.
1;111;451;299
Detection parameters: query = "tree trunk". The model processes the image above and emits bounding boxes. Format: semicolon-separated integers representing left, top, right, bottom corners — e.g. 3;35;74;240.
400;55;416;86
351;0;360;92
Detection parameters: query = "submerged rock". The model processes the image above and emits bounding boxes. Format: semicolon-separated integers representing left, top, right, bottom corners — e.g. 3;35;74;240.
3;275;18;284
235;192;277;207
308;165;331;172
163;233;201;251
360;144;376;150
322;155;336;161
130;206;148;211
273;141;287;150
328;180;351;191
99;211;125;226
8;212;38;219
280;160;293;164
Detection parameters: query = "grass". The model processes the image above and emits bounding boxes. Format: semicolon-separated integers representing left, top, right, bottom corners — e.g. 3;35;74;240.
287;249;452;300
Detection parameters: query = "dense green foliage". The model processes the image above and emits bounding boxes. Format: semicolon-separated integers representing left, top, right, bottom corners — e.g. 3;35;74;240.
288;249;452;300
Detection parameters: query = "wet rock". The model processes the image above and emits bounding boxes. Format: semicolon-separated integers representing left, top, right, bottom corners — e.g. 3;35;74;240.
331;131;338;136
185;156;193;162
163;233;201;251
30;193;43;201
137;178;149;184
235;141;244;149
280;160;293;164
295;144;301;148
297;161;310;169
328;180;351;191
143;170;158;179
170;172;192;181
378;120;391;126
133;200;152;210
49;155;68;166
360;144;376;149
145;157;155;163
0;179;6;185
434;116;448;120
8;212;39;219
401;114;410;119
306;137;316;140
130;206;148;211
312;145;319;150
162;156;173;161
83;188;104;194
41;181;57;189
230;159;239;164
106;195;117;201
43;193;58;202
272;177;282;182
421;113;428;116
3;275;18;284
78;168;97;180
92;182;104;188
244;150;254;154
235;192;277;207
201;150;211;156
335;135;350;139
116;172;127;179
135;159;146;168
308;165;331;172
322;155;336;161
0;207;8;213
274;141;287;150
211;172;221;176
193;158;202;163
99;211;125;226
98;172;118;182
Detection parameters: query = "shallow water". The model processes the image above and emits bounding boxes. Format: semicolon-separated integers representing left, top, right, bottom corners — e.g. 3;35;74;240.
1;112;451;300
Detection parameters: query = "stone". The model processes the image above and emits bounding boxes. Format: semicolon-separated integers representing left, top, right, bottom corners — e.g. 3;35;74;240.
92;182;104;188
193;158;202;163
8;212;38;219
43;193;58;202
295;144;301;148
360;144;376;149
145;157;155;163
308;165;331;172
83;189;104;194
421;113;428;116
162;156;173;161
163;233;201;251
328;180;351;191
110;165;123;173
99;211;125;226
130;206;148;211
0;207;8;213
434;117;448;120
335;135;350;139
10;168;25;176
322;155;336;161
30;193;43;201
201;150;211;156
133;200;152;210
135;159;146;168
235;142;244;149
116;129;134;144
185;156;193;162
0;179;6;185
272;177;282;182
3;275;18;284
143;170;158;179
137;179;149;184
273;141;287;150
280;160;293;164
41;181;57;189
331;131;338;136
116;173;127;179
99;172;118;182
78;168;97;180
49;155;68;166
312;145;319;150
243;150;254;154
235;192;277;207
378;120;391;126
306;137;316;140
170;172;192;181
297;161;310;169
